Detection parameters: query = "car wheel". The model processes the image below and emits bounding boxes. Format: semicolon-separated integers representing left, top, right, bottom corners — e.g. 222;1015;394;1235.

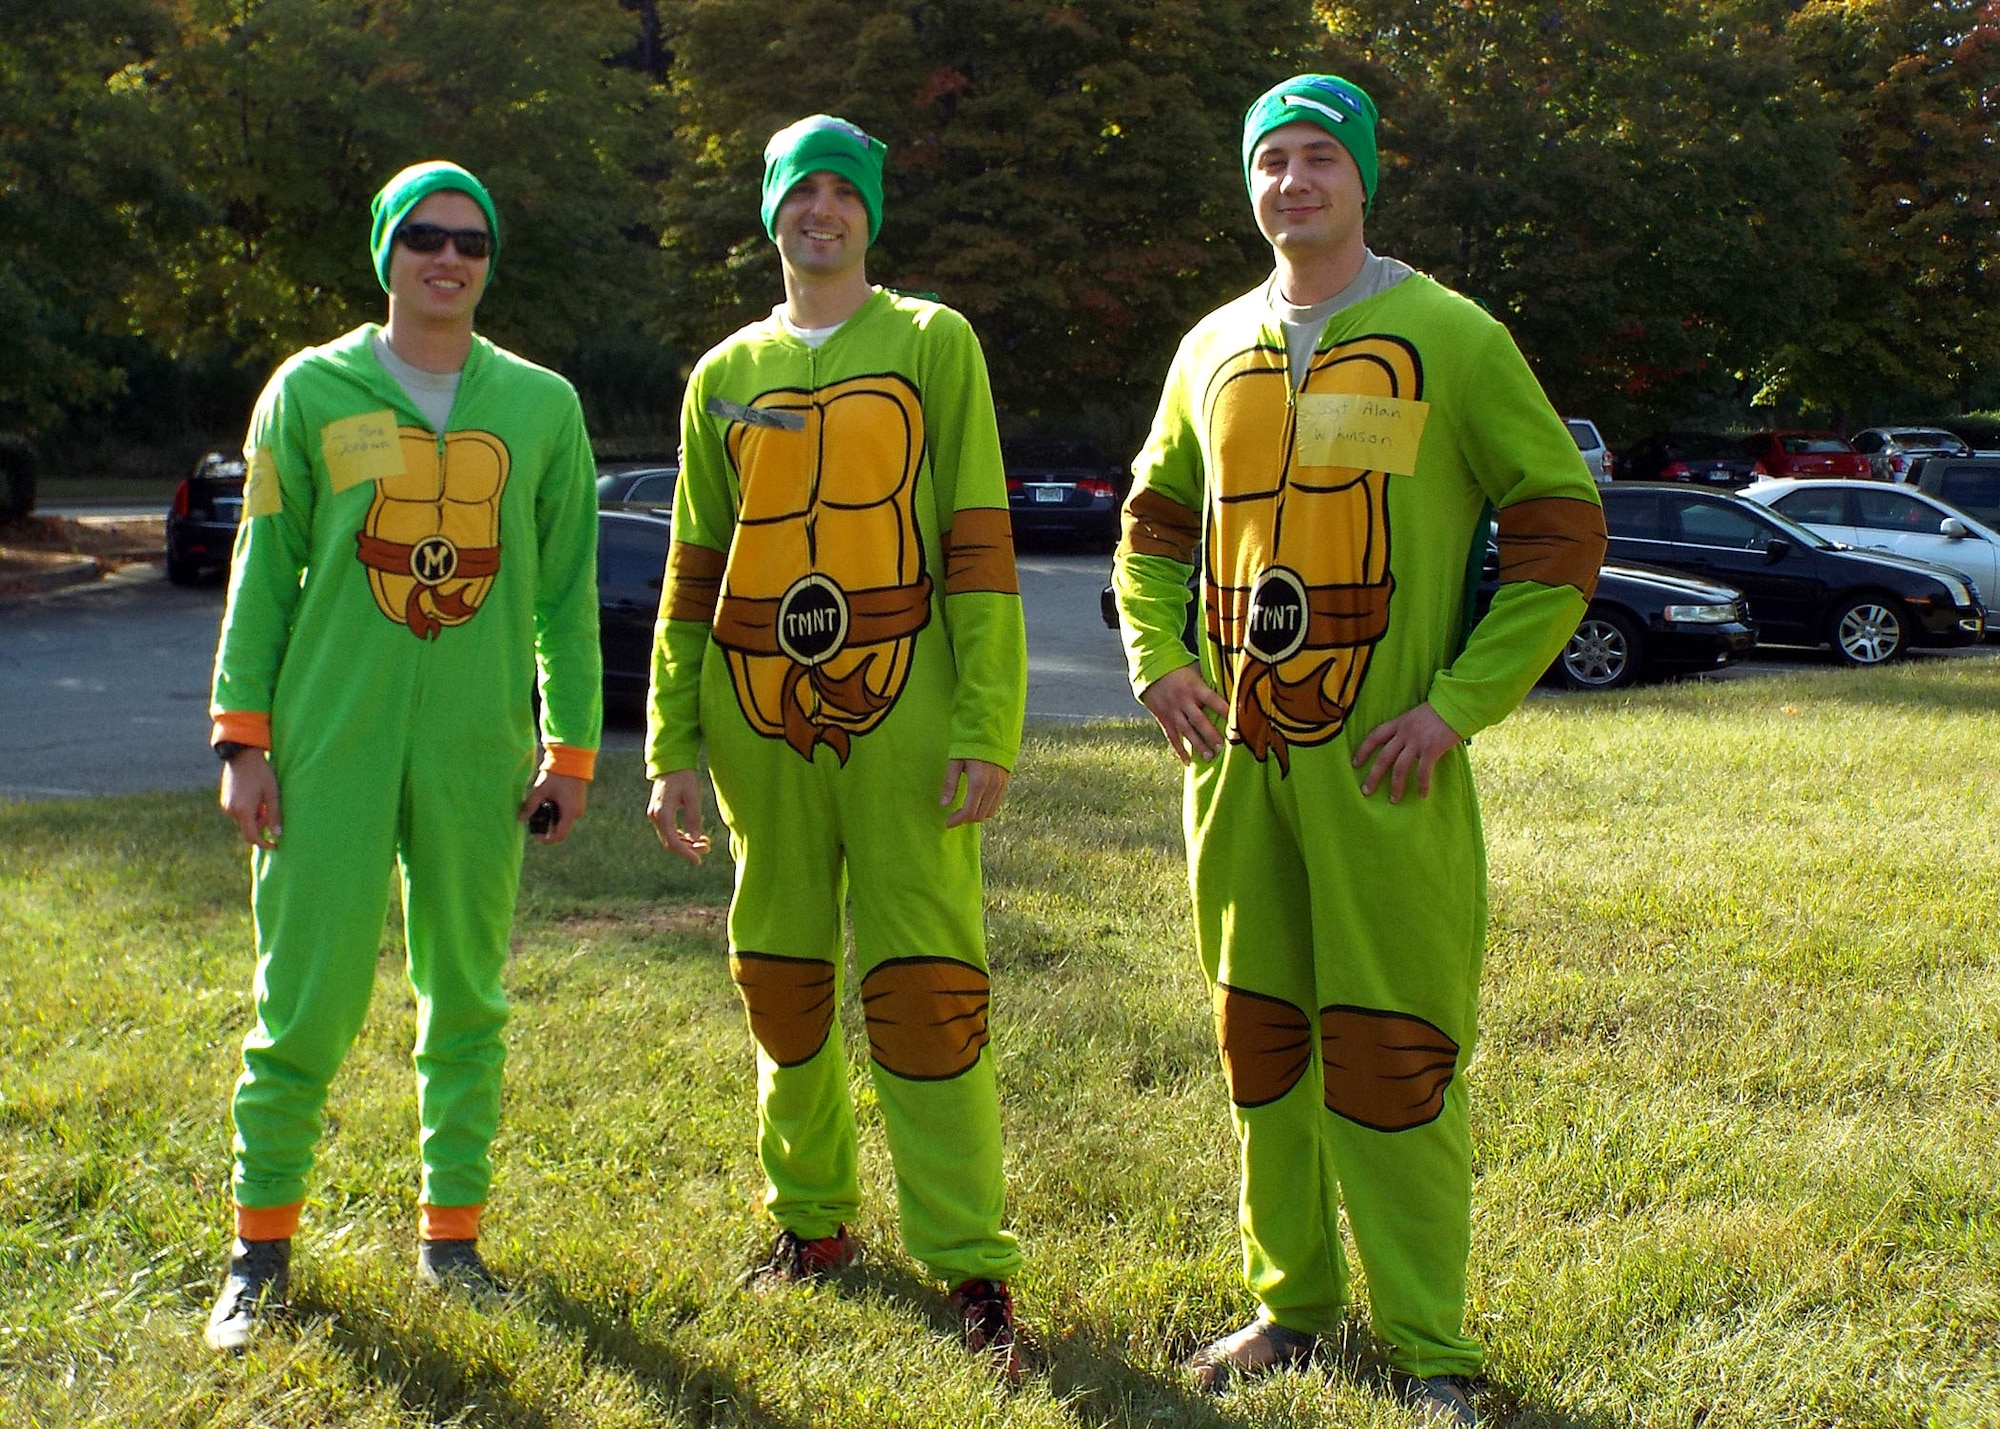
1828;594;1908;666
165;551;201;587
1560;607;1643;690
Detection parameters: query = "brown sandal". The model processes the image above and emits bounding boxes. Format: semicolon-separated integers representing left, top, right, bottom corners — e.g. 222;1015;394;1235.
1186;1316;1318;1393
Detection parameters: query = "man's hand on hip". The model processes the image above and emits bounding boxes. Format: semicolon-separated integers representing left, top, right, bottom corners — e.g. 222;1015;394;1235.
648;770;713;864
521;771;588;844
1140;663;1229;765
219;749;282;849
1353;701;1464;803
941;758;1010;828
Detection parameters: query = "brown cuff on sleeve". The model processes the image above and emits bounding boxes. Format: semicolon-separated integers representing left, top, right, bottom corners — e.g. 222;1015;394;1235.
1121;490;1201;563
209;711;273;750
541;744;597;780
1496;496;1608;598
419;1203;483;1242
943;507;1020;595
665;540;727;623
234;1201;302;1241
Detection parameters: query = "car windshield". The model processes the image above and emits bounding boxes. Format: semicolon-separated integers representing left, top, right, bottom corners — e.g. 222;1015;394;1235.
1748;501;1836;549
1780;436;1850;454
1003;439;1106;469
1665;433;1743;459
1896;430;1966;450
1565;421;1599;450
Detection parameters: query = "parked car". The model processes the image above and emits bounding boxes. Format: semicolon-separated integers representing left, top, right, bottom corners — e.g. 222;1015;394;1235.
1617;431;1761;487
1849;426;1971;483
1739;478;2000;611
596;464;678;513
1099;551;1756;692
1004;437;1125;549
1915;457;2000;531
1738;430;1869;481
1566;418;1614;484
597;508;672;711
1599;484;1985;665
166;450;247;585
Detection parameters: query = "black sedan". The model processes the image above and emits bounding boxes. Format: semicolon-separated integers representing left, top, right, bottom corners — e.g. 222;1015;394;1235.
1600;484;1986;665
597;508;672;712
1099;557;1755;692
165;450;246;585
596;463;678;514
1618;431;1762;488
1004;438;1125;550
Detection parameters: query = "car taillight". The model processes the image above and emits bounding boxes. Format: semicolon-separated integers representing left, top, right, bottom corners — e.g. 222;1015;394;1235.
1005;478;1022;496
1602;453;1614;480
1889;455;1909;478
170;480;191;517
1663;461;1690;479
1078;477;1116;499
1750;461;1769;477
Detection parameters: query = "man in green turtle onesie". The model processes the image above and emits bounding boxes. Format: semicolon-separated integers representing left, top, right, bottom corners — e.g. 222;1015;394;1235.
202;160;602;1352
1112;76;1606;1426
645;115;1029;1381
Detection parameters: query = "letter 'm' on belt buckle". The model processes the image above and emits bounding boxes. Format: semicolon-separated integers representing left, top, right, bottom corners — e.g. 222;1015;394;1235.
409;534;460;585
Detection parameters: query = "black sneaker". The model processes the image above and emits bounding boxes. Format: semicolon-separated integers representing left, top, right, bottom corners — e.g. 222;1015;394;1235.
203;1236;291;1354
742;1226;859;1290
417;1238;508;1303
949;1278;1026;1386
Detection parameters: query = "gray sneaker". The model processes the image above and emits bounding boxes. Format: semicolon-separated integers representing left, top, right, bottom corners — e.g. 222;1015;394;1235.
1401;1372;1478;1427
416;1238;508;1303
203;1237;291;1353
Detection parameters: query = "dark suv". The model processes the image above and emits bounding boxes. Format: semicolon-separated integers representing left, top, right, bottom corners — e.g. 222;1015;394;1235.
1599;485;1984;665
166;450;247;585
1915;458;2000;532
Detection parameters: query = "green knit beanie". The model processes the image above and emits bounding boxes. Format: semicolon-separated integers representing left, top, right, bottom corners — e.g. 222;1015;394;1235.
369;160;501;292
1241;75;1380;214
760;115;887;245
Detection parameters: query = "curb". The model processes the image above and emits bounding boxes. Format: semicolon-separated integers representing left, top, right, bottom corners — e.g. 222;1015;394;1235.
0;556;99;601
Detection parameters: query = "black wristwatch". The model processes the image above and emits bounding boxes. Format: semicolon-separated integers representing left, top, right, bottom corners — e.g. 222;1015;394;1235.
213;740;254;763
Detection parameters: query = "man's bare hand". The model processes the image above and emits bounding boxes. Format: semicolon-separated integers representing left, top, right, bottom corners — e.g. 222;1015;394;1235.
520;771;588;844
219;750;282;848
648;770;713;864
1140;663;1229;765
1352;702;1464;803
941;758;1010;828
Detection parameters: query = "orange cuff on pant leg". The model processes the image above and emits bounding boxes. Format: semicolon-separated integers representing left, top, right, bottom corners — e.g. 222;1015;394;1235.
420;1203;483;1242
235;1201;302;1241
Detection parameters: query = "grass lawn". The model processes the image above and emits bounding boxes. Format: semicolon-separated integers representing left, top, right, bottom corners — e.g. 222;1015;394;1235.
3;661;1996;1427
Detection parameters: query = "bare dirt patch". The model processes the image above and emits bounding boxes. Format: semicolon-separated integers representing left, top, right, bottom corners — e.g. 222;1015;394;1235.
0;513;165;587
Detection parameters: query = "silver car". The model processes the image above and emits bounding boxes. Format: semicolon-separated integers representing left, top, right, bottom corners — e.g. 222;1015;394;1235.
1566;418;1613;484
1848;426;1970;483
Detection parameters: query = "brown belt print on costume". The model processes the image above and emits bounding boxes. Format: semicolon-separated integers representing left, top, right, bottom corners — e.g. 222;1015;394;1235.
859;957;991;1081
717;375;929;763
1213;983;1313;1108
1320;1005;1459;1132
730;951;838;1067
1202;336;1421;774
356;429;512;638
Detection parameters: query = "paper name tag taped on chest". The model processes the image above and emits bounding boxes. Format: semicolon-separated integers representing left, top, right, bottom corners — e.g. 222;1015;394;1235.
707;396;806;432
1295;392;1430;475
320;409;407;492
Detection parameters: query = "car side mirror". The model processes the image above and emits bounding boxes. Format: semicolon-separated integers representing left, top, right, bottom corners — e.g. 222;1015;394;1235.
1940;517;1968;540
1762;536;1793;563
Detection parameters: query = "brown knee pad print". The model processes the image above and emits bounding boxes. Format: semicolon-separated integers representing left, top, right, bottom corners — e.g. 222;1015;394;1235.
1320;1005;1459;1132
859;957;990;1080
1214;983;1313;1108
731;951;838;1067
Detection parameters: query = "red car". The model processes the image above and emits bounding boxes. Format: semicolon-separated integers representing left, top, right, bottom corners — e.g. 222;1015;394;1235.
1740;431;1871;481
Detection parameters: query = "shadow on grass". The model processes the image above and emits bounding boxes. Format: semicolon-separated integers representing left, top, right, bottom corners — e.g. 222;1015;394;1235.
531;1282;814;1429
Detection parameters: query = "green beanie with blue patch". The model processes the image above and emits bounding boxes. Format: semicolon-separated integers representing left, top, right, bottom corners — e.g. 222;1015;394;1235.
1241;75;1380;213
368;160;500;292
760;115;887;245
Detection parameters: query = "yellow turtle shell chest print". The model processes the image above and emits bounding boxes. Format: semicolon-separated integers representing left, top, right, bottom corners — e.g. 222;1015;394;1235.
1201;334;1425;772
713;373;931;762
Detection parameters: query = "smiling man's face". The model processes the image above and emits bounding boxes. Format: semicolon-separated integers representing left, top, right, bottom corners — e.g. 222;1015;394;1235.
386;189;491;325
1250;120;1366;265
773;170;870;283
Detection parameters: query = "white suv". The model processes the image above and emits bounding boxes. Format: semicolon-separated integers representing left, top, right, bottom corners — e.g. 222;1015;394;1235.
1566;418;1613;484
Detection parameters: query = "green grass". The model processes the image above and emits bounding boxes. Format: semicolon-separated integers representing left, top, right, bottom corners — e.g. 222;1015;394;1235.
3;662;1998;1427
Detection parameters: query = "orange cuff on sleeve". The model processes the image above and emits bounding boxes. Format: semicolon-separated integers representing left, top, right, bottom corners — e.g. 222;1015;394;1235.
209;711;273;749
541;744;597;780
420;1203;483;1242
234;1201;302;1241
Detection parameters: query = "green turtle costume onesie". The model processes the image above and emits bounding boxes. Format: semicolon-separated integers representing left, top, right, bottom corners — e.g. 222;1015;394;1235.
646;119;1027;1287
1113;77;1606;1378
209;161;602;1246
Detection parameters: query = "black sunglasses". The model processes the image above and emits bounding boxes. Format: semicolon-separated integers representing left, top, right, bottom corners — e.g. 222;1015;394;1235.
395;222;493;259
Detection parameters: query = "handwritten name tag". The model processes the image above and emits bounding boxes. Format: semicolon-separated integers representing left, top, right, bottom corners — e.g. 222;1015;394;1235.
243;446;283;519
320;409;406;492
1295;392;1430;475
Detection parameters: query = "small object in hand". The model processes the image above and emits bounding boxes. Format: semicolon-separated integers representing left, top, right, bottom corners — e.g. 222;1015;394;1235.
528;800;559;836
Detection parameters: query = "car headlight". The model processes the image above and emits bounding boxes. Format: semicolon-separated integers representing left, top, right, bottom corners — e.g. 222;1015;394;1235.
1662;603;1738;624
